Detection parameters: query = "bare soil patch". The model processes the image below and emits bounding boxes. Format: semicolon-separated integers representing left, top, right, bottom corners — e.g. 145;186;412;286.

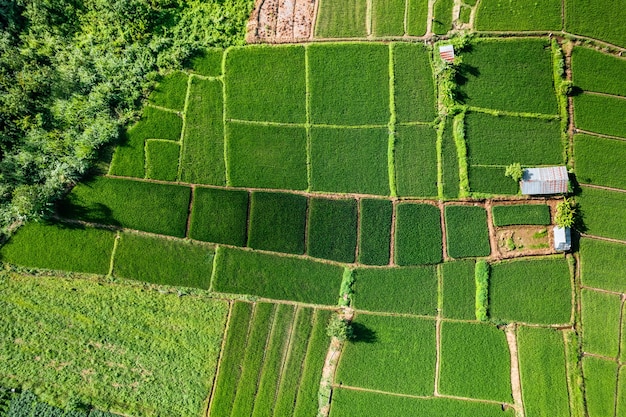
496;225;553;259
246;0;316;43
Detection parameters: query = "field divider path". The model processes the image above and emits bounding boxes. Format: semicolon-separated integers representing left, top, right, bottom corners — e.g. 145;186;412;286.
402;0;409;35
426;0;435;36
176;73;193;182
583;90;626;101
438;201;450;262
484;199;498;259
467;106;560;120
574;129;626;142
365;0;372;37
204;300;233;417
107;232;121;277
389;199;398;266
579;183;626;193
505;324;525;417
434;314;442;395
580;233;626;246
468;0;480;29
185;184;196;238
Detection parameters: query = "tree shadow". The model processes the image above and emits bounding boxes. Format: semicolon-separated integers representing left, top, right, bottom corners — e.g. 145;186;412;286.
453;63;480;104
350;322;377;344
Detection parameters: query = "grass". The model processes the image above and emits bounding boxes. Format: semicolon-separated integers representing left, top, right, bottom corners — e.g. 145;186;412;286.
574;134;626;189
393;43;436;123
335;314;436;395
465;112;563;165
372;0;405;36
145;140;180;181
329;389;515;417
489;258;572;325
314;0;367;38
109;107;183;178
468;165;519;195
618;368;626;417
439;321;512;402
358;199;392;265
441;118;460;199
475;260;489;321
517;327;570;417
581;289;621;358
307;197;358;263
224;45;306;123
112;233;214;289
353;266;438;315
578;186;626;240
189;48;223;77
213;246;343;305
0;274;228;417
445;205;490;258
406;0;428;36
310;127;390;195
226;122;308;190
0;222;115;275
441;260;476;320
459;39;558;115
582;356;618;417
394;203;443;265
188;187;249;246
148;71;188;111
579;238;626;292
432;0;453;34
492;204;551;226
571;47;626;97
308;43;390;126
247;191;308;255
395;125;438;197
574;93;626;138
565;0;626;48
58;177;191;238
180;78;226;185
459;5;471;23
475;0;561;31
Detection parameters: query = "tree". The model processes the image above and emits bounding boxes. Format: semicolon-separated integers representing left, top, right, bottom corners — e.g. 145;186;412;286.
505;163;523;182
326;313;353;342
555;197;577;228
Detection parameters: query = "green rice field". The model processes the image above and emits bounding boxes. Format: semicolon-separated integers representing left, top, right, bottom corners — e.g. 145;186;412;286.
475;0;561;31
491;204;551;226
574;133;626;189
579;238;626;292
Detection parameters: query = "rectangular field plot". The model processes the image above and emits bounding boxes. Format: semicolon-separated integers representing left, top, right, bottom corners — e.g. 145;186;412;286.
329;389;515;417
441;260;476;320
224;45;306;123
353;266;437;315
574;134;626;189
314;0;367;38
577;186;626;240
565;0;626;49
188;187;248;246
574;94;626;138
358;199;392;265
395;125;438;197
439;321;512;402
308;43;390;126
0;222;115;275
335;314;436;395
572;47;626;97
226;122;308;190
189;48;223;77
581;289;621;358
406;0;428;36
517;327;570;417
465;112;563;165
459;39;558;115
113;233;214;289
58;177;191;238
0;274;228;417
490;258;572;325
394;203;443;265
212;246;343;305
492;204;551;227
579;238;626;292
445;205;490;258
110;106;183;178
393;43;436;123
468;165;519;195
372;0;405;36
307;197;358;263
145;139;180;181
148;71;188;111
310;127;389;195
180;78;225;185
247;191;307;255
475;0;561;31
432;0;453;34
441;117;459;198
582;356;618;417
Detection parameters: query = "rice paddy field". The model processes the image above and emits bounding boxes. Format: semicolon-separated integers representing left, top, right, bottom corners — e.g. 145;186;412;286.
3;6;626;416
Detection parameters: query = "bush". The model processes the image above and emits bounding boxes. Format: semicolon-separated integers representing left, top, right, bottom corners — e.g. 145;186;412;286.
555;197;576;228
475;260;489;321
505;163;523;182
327;313;353;341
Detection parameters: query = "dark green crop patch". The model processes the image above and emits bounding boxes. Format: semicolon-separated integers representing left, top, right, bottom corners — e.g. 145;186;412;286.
307;197;358;263
579;238;626;293
441;260;476;320
188;187;249;246
314;0;367;38
148;71;188;111
475;0;561;31
393;42;436;123
394;203;443;265
565;0;626;49
145;140;180;182
492;204;551;227
468;165;519;196
395;125;438;197
445;205;490;258
571;47;626;97
432;0;453;34
574;94;626;138
189;48;224;77
358;199;392;265
574;134;626;190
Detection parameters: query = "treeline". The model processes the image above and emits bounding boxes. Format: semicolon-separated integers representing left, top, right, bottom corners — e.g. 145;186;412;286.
0;0;253;236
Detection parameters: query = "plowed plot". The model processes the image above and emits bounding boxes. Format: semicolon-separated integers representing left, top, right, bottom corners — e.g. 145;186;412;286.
495;226;551;257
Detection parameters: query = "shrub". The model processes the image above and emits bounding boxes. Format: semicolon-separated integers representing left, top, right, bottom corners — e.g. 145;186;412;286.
475;260;489;321
505;163;523;182
339;268;355;307
555;197;576;228
327;313;353;341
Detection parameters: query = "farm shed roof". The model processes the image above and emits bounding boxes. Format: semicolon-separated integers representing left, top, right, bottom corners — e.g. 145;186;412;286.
520;166;569;195
439;45;455;63
553;226;571;251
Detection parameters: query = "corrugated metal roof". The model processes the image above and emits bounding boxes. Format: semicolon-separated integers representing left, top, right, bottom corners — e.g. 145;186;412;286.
520;166;569;195
439;45;455;63
553;226;571;251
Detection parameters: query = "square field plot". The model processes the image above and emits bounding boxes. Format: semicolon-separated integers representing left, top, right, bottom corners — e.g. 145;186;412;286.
441;260;476;320
226;122;308;190
372;0;405;36
394;203;443;265
580;238;626;293
308;43;390;126
188;187;249;246
492;204;551;227
314;0;367;38
571;47;626;97
146;139;180;181
310;127;389;195
148;71;188;111
358;199;392;265
353;266;438;315
465;113;563;165
459;39;558;115
224;45;306;123
445;205;490;258
394;125;438;197
468;165;519;195
574;94;626;138
489;258;572;325
574;134;626;189
189;48;223;77
440;321;512;402
566;0;626;48
475;0;561;31
248;191;307;255
393;43;436;123
335;314;436;395
307;198;358;263
581;289;621;358
577;187;626;241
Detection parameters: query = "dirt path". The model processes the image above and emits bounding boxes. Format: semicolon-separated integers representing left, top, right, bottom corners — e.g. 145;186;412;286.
574;128;626;142
505;325;525;417
434;315;442;395
580;233;626;245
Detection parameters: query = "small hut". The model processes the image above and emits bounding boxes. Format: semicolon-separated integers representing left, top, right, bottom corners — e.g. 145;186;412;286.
520;166;569;195
439;45;455;63
553;226;571;251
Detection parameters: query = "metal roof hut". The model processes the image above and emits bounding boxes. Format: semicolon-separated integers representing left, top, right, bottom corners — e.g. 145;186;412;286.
439;45;455;63
553;226;571;251
520;166;569;195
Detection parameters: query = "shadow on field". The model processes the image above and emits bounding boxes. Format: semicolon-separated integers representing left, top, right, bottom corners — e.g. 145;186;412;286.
453;63;480;104
350;322;377;343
